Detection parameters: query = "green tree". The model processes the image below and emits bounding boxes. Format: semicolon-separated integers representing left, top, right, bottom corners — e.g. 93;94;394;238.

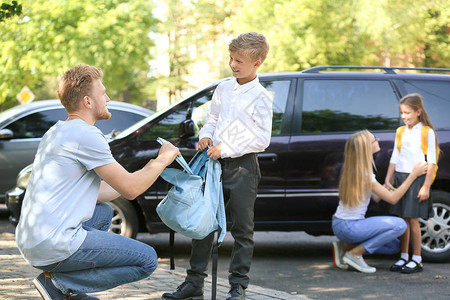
0;1;21;22
227;0;449;71
154;0;235;104
0;0;157;110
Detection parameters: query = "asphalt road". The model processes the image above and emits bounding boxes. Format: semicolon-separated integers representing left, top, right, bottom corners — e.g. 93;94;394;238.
1;207;449;300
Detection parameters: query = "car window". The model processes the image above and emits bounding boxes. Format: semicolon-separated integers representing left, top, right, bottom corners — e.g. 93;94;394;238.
140;79;291;141
96;109;147;136
5;108;67;139
261;80;290;135
139;101;192;141
402;80;450;130
301;80;399;133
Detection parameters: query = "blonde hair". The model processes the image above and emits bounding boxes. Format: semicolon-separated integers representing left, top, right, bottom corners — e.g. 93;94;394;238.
57;64;103;112
229;32;269;63
339;130;375;207
400;93;441;161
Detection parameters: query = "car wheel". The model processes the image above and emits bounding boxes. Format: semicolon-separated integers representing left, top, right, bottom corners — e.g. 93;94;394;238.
419;190;450;262
108;197;139;239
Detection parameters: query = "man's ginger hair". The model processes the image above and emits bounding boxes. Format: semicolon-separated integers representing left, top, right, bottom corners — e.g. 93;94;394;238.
229;32;269;63
57;64;103;112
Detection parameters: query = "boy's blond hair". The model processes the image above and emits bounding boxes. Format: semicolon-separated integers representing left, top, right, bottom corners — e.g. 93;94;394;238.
229;32;269;63
57;64;103;112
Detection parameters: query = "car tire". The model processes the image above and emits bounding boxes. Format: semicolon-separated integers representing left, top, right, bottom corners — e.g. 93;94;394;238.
419;190;450;262
108;197;139;239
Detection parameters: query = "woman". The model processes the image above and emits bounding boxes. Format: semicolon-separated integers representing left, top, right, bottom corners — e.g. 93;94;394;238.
331;130;427;273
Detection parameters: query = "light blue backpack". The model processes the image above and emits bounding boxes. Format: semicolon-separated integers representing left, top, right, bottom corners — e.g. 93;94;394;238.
157;149;226;243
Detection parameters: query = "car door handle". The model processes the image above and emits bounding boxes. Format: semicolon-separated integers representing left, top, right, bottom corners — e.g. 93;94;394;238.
258;153;278;162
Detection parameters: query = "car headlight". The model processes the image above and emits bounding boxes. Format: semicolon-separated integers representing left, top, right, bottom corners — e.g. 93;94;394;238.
17;164;33;189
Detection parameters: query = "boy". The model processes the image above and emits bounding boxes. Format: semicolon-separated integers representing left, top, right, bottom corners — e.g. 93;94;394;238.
162;32;272;300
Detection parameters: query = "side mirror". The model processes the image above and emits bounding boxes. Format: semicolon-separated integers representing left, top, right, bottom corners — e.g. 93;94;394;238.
0;129;14;140
179;119;195;139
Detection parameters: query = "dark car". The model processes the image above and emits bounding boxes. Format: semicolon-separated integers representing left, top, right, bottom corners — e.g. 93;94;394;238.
0;99;153;204
7;66;450;262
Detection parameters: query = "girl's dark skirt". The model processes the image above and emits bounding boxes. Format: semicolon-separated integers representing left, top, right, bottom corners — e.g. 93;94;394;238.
390;172;434;219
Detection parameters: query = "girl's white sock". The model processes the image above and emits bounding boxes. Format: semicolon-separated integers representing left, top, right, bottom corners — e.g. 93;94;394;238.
412;255;422;263
394;252;409;265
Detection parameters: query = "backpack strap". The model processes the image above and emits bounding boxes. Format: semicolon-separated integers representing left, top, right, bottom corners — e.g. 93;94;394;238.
169;229;175;270
396;126;406;153
421;125;430;160
211;228;222;300
421;125;439;183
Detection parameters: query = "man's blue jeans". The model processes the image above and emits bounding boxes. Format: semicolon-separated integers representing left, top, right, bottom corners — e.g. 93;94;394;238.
34;202;157;294
332;216;407;254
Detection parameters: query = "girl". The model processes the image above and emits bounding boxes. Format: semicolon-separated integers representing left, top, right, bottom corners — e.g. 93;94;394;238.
385;93;439;273
332;130;427;273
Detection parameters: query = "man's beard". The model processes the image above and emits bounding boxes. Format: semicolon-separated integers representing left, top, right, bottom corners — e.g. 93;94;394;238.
98;109;112;121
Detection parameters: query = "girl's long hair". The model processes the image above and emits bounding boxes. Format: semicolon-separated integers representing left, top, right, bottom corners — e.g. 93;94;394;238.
338;130;375;207
400;93;441;161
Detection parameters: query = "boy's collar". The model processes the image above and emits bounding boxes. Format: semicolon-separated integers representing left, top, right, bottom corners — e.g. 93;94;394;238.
232;76;259;93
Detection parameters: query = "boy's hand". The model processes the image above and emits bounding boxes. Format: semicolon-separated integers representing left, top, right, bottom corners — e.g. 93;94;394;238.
207;144;221;160
196;138;212;151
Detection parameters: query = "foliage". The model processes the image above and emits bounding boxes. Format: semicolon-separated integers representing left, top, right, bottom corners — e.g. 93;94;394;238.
0;1;21;22
227;0;449;72
0;0;157;109
154;0;235;104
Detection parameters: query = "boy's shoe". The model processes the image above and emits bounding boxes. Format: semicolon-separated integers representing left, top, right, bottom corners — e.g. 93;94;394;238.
70;294;100;300
401;260;423;274
227;284;245;300
343;252;376;273
33;272;67;300
390;258;408;272
162;281;204;299
332;241;348;270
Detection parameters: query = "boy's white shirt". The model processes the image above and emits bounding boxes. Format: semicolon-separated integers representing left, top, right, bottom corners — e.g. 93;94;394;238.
199;76;273;158
390;122;437;173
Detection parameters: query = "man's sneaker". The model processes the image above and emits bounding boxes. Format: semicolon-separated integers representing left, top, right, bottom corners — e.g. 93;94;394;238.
343;252;376;273
70;293;100;300
33;272;67;300
162;281;203;299
332;241;348;270
227;284;245;300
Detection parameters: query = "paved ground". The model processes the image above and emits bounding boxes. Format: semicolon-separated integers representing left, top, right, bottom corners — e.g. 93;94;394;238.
0;231;309;300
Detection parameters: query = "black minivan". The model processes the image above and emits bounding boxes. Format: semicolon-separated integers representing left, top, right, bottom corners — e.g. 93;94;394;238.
7;66;450;262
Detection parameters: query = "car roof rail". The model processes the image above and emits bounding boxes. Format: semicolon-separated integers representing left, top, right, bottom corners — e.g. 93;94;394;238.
302;65;450;74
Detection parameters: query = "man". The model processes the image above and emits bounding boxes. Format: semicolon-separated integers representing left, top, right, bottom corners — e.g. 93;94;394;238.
16;64;180;300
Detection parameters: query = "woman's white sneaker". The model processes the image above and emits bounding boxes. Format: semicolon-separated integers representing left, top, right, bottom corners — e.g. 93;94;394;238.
332;241;348;270
343;252;376;273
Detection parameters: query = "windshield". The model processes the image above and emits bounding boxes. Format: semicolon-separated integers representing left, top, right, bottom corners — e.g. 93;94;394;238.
0;105;26;125
114;81;222;140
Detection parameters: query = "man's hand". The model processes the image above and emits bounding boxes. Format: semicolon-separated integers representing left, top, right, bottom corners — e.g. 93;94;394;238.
197;137;213;151
158;142;181;166
207;144;221;160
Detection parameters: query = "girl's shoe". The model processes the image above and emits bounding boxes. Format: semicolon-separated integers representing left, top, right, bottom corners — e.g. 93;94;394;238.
401;260;423;274
390;258;407;272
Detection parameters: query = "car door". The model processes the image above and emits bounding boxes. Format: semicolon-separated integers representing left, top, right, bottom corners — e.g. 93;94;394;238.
286;78;400;229
0;108;68;201
133;77;296;228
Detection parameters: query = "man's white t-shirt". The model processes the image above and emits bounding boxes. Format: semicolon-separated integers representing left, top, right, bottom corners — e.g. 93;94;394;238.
16;119;115;266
